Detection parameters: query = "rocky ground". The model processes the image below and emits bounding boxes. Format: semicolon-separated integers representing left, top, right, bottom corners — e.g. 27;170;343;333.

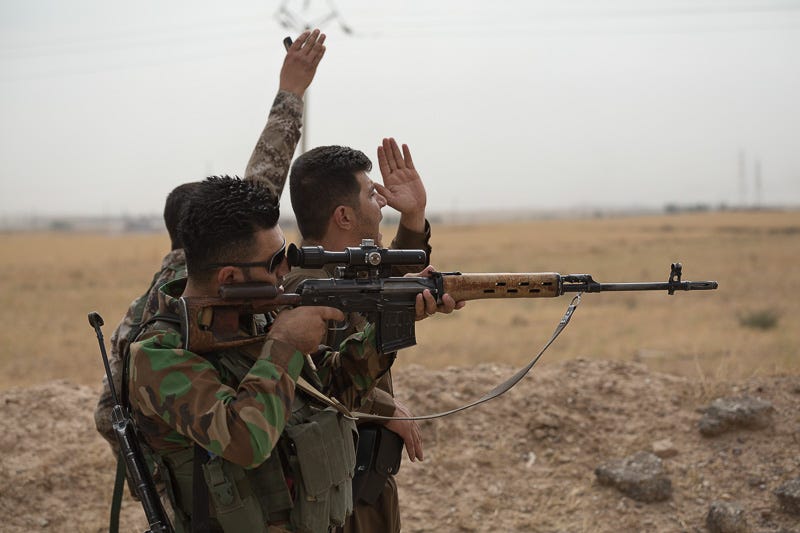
1;359;798;532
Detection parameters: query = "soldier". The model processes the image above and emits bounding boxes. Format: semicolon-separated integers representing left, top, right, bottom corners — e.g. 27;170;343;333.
94;27;327;453
126;175;397;531
281;139;464;533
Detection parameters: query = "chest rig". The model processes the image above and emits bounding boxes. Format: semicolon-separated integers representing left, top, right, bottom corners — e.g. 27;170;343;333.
145;322;357;533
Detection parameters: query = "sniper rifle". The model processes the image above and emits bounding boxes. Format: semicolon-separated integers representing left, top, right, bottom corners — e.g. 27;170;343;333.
178;240;718;354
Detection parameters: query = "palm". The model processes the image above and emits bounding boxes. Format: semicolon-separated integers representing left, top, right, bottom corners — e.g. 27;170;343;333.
377;139;427;215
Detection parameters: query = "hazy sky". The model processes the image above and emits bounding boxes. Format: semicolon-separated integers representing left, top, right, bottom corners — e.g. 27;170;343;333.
1;0;798;218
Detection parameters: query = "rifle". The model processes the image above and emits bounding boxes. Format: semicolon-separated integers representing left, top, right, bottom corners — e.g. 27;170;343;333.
179;240;718;354
87;312;174;533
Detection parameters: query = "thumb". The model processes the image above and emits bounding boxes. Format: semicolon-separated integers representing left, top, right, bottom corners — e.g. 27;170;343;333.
316;306;345;323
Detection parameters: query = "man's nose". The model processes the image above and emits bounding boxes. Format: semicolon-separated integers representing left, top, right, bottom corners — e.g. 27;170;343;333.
275;256;290;279
377;193;387;208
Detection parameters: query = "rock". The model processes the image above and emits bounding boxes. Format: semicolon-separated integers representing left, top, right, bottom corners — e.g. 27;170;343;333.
595;451;672;502
774;478;800;516
706;501;749;533
698;396;774;437
652;438;678;458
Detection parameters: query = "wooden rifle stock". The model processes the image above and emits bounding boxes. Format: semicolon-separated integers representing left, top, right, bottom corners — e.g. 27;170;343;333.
440;272;561;300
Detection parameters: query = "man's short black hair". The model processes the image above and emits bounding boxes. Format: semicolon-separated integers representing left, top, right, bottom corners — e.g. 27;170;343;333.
289;145;372;241
178;176;280;280
163;182;200;250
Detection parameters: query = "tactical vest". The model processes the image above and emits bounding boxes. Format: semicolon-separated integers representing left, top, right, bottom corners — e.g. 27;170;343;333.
146;333;357;533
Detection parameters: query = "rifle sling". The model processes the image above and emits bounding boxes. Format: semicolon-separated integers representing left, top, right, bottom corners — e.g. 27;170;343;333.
356;294;582;422
296;376;357;420
109;451;125;533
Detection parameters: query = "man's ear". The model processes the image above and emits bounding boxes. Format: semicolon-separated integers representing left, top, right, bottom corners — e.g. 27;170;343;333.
332;205;355;231
216;265;245;286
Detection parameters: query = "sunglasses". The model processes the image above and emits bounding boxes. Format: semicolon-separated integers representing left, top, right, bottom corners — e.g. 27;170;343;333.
208;238;287;273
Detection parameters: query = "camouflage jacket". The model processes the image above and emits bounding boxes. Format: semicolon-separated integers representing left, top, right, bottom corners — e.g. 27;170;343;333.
282;220;432;419
128;278;392;468
244;90;304;193
94;249;186;448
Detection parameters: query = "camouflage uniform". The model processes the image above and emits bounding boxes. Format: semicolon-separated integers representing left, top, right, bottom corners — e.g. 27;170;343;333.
245;90;304;196
94;89;304;450
282;221;432;533
128;278;393;530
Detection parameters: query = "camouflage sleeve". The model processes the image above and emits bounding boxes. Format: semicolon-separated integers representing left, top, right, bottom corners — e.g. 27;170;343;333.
129;330;305;469
390;219;432;275
244;90;304;198
313;323;395;411
358;386;397;418
94;296;142;449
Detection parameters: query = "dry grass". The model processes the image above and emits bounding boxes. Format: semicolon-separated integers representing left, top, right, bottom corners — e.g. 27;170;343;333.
1;210;798;390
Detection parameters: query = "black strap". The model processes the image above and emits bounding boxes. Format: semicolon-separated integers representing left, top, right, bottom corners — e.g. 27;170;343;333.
192;445;211;533
108;450;126;533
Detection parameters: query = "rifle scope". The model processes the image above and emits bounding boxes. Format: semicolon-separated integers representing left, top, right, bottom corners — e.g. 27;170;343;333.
288;240;427;270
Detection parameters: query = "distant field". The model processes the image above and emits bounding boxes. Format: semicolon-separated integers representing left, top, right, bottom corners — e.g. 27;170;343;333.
1;210;798;390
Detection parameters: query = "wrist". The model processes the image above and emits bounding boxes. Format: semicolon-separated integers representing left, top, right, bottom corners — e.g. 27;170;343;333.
279;84;305;98
399;210;426;234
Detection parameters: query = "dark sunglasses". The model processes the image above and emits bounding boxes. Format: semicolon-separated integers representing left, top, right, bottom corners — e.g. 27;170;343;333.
208;238;287;273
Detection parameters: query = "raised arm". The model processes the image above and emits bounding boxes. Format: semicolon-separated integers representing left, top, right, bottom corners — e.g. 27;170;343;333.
245;29;327;197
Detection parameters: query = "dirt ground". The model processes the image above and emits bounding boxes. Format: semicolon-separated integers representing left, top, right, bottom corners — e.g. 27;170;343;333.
1;359;798;532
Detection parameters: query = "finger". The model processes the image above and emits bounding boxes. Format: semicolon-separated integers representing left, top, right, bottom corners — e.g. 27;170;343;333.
310;45;326;67
377;145;391;178
414;293;426;319
374;181;391;200
390;138;405;169
317;306;345;323
412;424;424;460
404;436;415;461
302;29;320;53
422;289;437;315
291;30;310;52
402;144;415;170
406;265;434;278
383;138;398;170
438;293;456;314
308;33;326;58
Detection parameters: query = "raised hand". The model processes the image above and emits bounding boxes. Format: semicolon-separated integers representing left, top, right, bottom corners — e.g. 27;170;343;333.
376;137;427;232
279;29;327;97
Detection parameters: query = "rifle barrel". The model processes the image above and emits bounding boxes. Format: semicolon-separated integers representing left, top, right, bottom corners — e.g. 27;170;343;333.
561;280;719;293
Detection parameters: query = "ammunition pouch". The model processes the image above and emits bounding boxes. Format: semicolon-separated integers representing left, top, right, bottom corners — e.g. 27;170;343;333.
284;407;357;532
157;404;356;533
351;423;403;505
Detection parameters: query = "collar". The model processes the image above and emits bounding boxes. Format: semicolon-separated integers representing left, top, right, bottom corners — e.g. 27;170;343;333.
157;277;188;317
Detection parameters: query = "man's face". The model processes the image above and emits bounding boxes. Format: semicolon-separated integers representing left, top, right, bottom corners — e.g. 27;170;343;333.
239;226;290;287
352;171;387;245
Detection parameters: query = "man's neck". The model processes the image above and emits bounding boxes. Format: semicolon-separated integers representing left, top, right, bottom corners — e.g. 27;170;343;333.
181;277;217;298
302;231;360;251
